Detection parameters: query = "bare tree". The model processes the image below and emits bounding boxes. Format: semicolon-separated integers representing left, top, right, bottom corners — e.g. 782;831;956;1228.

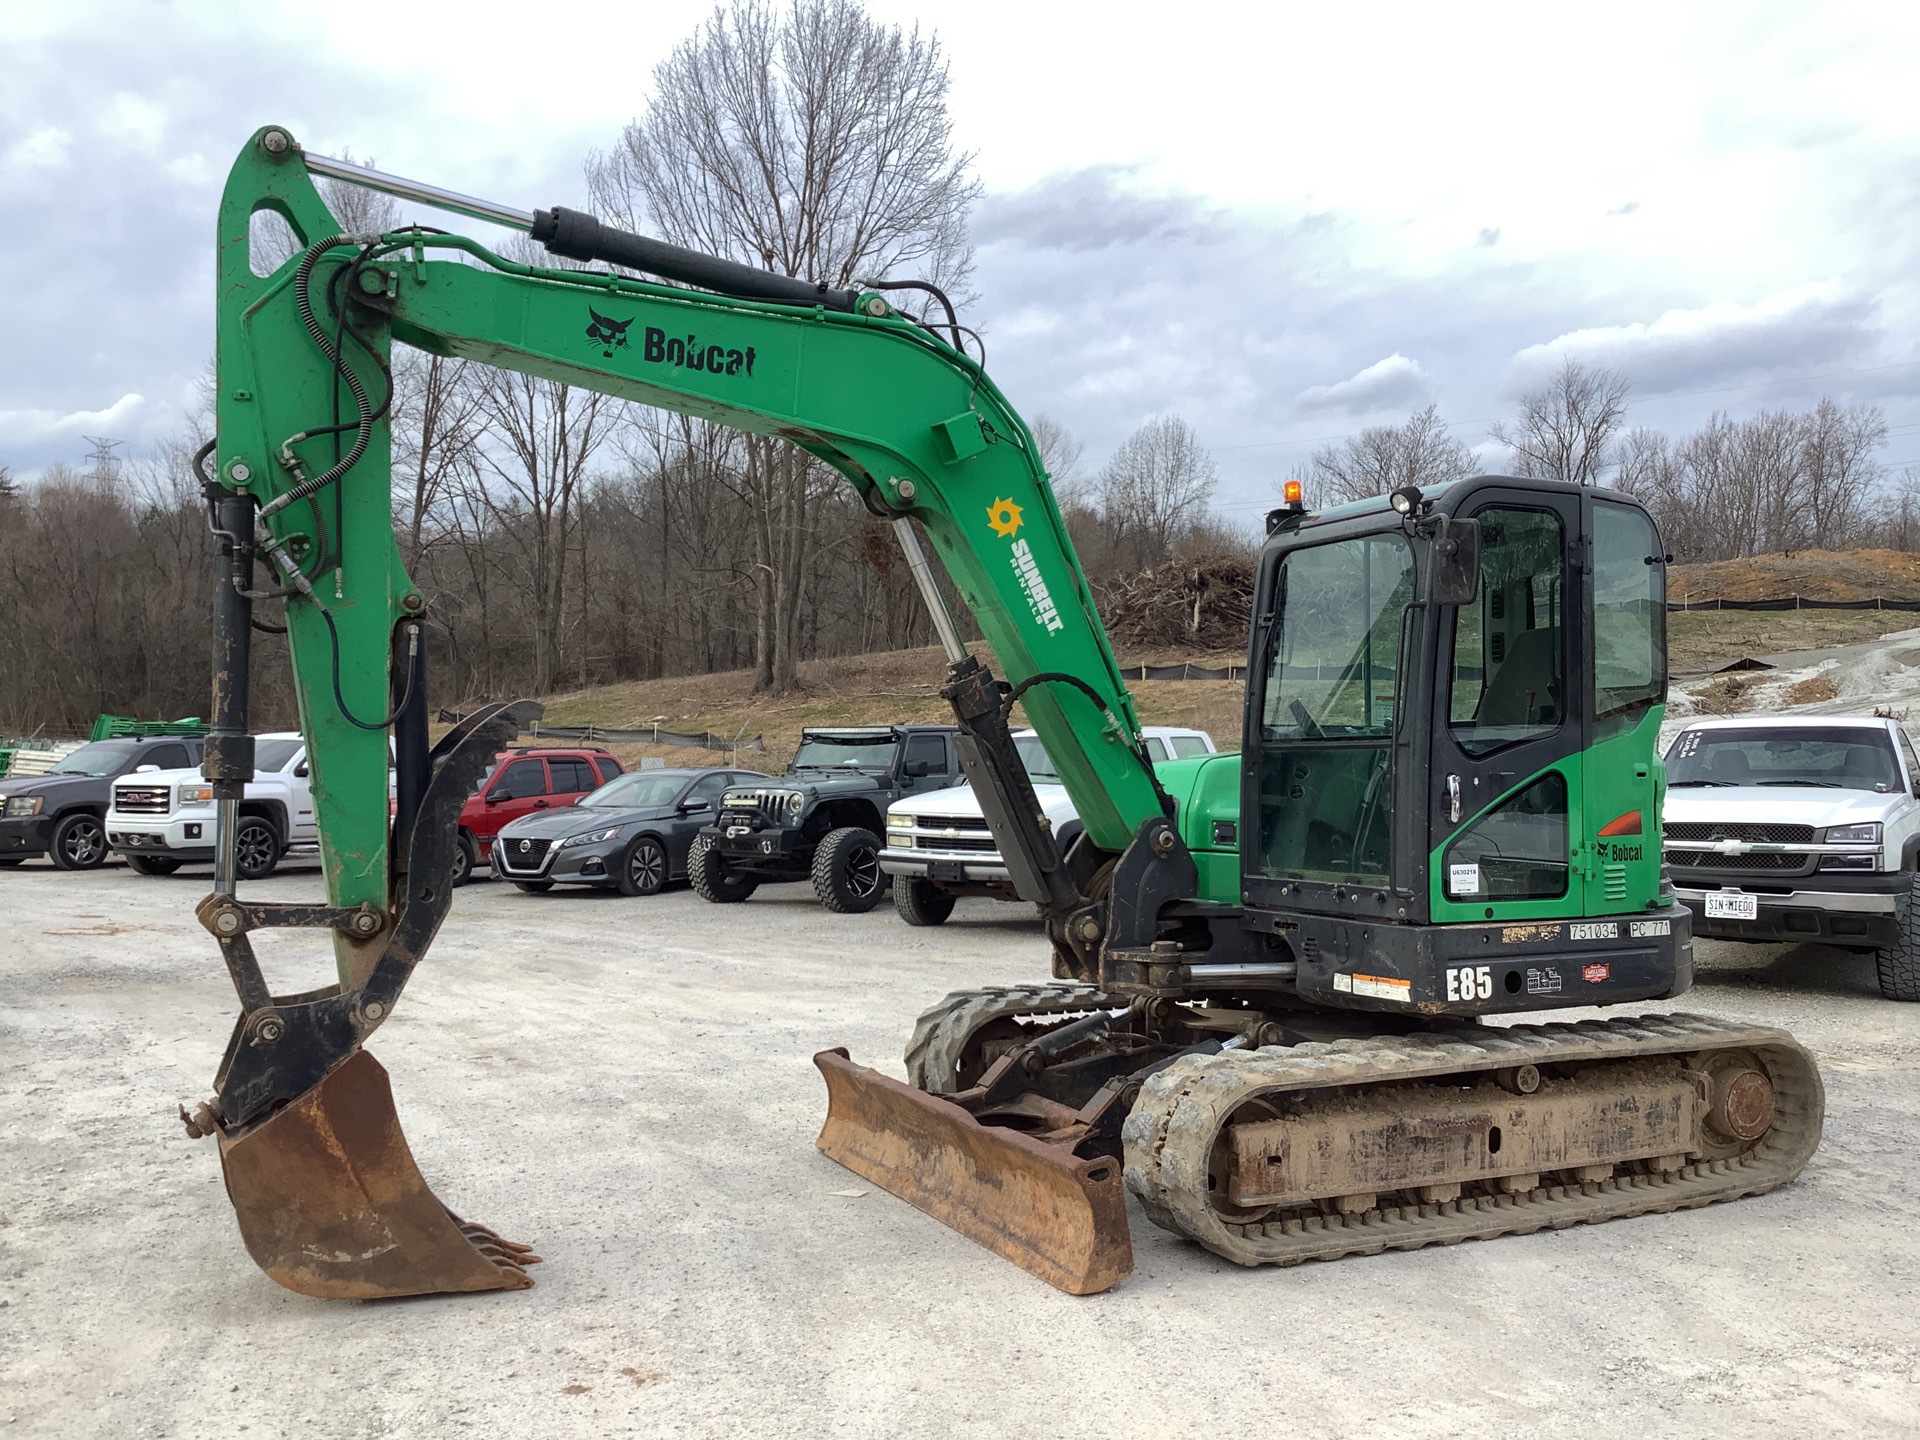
1305;404;1476;503
1490;357;1630;486
1799;398;1886;550
1097;415;1219;573
585;0;979;692
1030;413;1087;505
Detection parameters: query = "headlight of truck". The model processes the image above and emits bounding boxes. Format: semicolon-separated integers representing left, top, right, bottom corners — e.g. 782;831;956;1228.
559;827;622;849
176;784;214;806
785;790;806;817
4;794;43;818
1824;822;1881;844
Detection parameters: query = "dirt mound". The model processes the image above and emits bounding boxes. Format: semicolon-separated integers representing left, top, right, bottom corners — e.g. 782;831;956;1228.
1671;549;1920;603
1099;554;1256;651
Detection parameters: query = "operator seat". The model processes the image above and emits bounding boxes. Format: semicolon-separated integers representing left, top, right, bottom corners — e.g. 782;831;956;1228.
1476;627;1562;729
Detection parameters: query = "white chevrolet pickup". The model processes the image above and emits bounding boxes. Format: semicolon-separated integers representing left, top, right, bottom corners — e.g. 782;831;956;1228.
880;725;1216;925
106;732;317;879
1662;715;1920;1001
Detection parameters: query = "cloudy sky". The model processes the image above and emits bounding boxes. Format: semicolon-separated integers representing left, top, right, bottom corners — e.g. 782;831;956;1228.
4;0;1918;526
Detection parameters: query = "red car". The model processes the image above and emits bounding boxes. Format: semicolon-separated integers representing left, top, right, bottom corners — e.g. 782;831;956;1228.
452;746;624;885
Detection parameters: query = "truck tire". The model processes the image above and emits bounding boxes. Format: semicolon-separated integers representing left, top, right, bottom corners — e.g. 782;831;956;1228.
234;816;282;881
813;826;886;914
690;833;757;903
616;835;669;896
895;875;956;926
449;831;477;888
49;812;108;871
126;854;182;876
1876;873;1920;1001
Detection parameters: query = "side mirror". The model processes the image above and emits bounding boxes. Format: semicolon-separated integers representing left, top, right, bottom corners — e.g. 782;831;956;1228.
1430;517;1482;607
294;762;309;778
134;763;160;773
485;789;507;804
904;759;936;777
679;799;713;815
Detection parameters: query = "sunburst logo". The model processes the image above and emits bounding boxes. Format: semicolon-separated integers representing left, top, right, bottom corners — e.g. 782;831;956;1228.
986;497;1023;538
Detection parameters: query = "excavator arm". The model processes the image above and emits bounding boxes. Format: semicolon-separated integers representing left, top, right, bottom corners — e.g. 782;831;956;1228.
194;126;1181;1297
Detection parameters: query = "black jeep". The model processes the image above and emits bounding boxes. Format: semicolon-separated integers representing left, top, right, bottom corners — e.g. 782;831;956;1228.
690;725;962;912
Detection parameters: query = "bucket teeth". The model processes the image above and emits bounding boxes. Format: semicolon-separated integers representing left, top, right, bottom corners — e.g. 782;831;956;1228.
217;1049;538;1299
814;1048;1133;1296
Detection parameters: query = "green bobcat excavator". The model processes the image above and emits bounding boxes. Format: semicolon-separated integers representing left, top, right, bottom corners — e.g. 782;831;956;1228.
188;126;1821;1300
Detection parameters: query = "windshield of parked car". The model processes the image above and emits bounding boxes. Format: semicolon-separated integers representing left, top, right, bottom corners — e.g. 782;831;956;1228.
254;739;303;772
48;740;142;776
578;772;689;810
1014;735;1062;784
791;734;898;770
1667;727;1902;791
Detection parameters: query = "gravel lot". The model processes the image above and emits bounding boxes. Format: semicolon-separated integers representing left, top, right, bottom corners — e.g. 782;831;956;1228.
3;859;1918;1438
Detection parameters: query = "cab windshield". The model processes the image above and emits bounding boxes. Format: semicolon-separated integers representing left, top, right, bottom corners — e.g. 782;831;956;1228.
792;734;897;770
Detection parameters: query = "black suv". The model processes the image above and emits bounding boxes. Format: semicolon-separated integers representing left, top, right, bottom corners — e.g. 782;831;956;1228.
0;735;207;870
690;725;963;912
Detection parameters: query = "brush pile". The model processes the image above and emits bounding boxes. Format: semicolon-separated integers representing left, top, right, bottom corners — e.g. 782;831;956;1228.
1099;553;1256;651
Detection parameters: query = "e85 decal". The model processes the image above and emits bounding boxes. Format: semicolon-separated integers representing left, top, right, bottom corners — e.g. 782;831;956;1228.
1446;965;1493;1002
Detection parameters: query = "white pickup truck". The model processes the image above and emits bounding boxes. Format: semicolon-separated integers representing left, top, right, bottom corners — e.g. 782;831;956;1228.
1662;714;1920;1001
106;732;317;879
880;725;1216;925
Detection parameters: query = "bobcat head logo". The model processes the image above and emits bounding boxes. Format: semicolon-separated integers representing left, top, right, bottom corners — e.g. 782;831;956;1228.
586;307;634;358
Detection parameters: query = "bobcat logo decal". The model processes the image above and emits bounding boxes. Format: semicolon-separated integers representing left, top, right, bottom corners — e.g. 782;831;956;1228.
586;307;634;358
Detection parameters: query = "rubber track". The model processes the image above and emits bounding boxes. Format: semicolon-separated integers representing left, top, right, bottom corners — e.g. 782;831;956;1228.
904;984;1113;1094
1122;1012;1824;1267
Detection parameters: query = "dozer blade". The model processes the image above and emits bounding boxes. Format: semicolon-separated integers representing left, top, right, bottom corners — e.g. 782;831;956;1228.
217;1050;540;1300
814;1049;1132;1295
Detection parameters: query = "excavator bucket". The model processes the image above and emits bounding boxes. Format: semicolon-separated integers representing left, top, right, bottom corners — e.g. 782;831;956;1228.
813;1049;1133;1295
216;1050;539;1300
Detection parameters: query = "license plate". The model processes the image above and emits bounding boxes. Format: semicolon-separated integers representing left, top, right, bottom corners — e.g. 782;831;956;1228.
1704;892;1758;921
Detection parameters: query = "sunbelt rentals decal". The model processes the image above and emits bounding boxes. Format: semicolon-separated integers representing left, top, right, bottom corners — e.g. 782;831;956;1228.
987;497;1063;635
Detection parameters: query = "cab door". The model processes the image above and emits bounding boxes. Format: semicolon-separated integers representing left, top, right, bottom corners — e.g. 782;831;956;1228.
1429;489;1586;924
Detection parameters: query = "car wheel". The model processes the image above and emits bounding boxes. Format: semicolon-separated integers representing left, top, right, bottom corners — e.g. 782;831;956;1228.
49;812;108;871
894;875;956;926
449;831;476;888
689;833;756;903
813;826;886;914
616;835;668;897
234;817;282;881
127;854;182;876
1876;871;1920;1001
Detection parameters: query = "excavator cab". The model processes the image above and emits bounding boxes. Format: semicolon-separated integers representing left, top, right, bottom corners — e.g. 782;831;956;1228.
1246;478;1686;1014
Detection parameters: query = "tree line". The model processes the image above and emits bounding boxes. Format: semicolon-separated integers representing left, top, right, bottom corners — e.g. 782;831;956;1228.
1299;356;1912;560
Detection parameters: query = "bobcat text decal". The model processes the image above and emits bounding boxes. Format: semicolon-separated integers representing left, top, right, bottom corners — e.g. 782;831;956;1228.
583;309;757;378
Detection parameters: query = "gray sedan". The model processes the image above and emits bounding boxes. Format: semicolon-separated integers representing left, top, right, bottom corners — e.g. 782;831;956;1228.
492;767;765;895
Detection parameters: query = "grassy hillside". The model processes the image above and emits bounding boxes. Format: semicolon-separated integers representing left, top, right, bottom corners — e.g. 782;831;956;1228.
1670;548;1920;602
538;645;1246;771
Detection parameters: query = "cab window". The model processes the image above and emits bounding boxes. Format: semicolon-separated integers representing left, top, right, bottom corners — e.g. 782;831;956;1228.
1592;502;1665;737
1444;772;1569;901
1448;508;1563;757
903;733;948;774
